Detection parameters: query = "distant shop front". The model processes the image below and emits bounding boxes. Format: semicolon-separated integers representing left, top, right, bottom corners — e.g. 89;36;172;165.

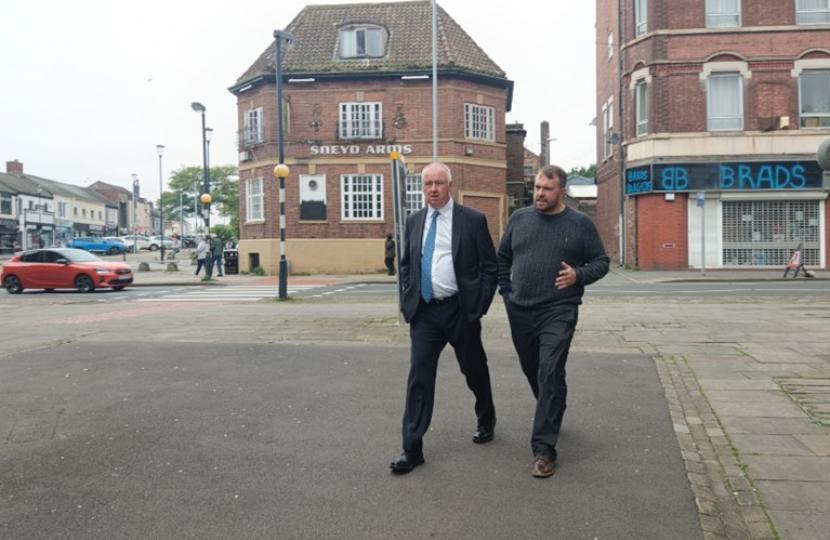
625;160;828;270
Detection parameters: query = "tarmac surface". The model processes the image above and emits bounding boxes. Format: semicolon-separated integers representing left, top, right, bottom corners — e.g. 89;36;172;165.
1;249;829;539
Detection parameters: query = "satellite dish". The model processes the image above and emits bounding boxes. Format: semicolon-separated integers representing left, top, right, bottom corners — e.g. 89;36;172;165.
818;138;830;170
608;133;621;145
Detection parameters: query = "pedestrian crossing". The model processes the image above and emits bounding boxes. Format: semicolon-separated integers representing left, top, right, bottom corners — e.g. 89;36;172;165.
136;285;320;303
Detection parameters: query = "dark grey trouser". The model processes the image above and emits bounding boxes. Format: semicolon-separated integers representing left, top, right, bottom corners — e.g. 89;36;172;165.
401;299;496;454
505;300;579;461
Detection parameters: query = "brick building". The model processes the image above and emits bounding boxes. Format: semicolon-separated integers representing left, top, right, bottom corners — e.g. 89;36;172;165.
596;1;830;270
230;1;513;274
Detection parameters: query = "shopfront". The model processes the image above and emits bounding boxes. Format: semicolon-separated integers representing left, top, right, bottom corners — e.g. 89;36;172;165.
0;218;19;254
626;160;828;270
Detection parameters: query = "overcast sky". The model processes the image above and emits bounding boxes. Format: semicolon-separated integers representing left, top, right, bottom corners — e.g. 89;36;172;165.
1;0;597;202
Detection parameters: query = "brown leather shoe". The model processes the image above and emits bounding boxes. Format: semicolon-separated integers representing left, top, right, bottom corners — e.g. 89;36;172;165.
531;456;555;478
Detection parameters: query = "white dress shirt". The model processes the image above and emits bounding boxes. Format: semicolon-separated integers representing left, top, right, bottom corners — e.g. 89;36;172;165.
423;199;458;299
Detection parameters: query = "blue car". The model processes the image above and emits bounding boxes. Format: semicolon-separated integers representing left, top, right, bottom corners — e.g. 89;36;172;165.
66;236;126;255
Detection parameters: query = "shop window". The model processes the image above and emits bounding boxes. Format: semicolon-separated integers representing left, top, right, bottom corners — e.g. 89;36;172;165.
635;80;649;136
339;102;383;140
799;70;830;128
246;177;263;221
707;73;743;131
405;173;423;216
722;199;821;267
339;25;385;58
707;0;741;27
341;174;383;220
635;0;648;36
797;0;830;24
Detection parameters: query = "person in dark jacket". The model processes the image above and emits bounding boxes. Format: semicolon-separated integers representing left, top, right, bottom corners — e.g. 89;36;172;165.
384;233;396;275
209;235;224;277
498;164;609;478
390;162;498;474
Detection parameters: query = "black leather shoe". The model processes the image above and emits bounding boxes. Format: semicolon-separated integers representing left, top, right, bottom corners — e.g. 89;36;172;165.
390;451;424;474
473;421;496;444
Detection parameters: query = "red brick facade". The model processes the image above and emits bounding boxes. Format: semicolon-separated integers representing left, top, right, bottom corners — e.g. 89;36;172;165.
231;3;513;274
596;0;830;270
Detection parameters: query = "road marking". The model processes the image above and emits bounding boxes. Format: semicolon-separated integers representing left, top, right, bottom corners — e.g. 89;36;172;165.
136;285;321;303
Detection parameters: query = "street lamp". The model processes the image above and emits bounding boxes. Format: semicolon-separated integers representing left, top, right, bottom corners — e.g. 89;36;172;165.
132;174;139;258
156;144;165;262
191;102;211;234
545;137;558;166
274;29;294;300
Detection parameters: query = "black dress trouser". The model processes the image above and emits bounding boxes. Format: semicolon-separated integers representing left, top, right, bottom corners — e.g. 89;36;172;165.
504;300;579;461
401;298;496;453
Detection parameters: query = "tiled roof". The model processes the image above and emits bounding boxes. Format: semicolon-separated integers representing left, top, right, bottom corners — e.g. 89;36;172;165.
234;1;506;86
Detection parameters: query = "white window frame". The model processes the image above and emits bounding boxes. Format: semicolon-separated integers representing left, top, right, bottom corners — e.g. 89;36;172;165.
635;0;648;36
707;73;744;131
635;80;649;136
244;107;264;146
607;32;614;60
799;70;830;128
797;0;830;25
58;201;67;219
339;102;383;140
706;0;741;28
601;103;609;160
464;103;495;141
246;177;264;222
405;173;423;216
339;26;384;58
341;174;383;221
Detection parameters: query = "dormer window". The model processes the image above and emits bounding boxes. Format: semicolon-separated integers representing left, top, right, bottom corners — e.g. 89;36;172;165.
339;24;386;58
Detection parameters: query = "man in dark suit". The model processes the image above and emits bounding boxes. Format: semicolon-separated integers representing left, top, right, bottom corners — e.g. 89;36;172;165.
390;162;499;474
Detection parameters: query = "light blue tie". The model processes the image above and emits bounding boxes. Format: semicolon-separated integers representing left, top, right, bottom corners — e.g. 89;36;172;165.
421;211;439;302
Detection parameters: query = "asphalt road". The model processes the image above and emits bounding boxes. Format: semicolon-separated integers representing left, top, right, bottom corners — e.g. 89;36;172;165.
0;337;700;540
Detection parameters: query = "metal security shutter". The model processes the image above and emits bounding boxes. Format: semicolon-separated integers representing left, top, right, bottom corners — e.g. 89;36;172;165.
722;200;821;266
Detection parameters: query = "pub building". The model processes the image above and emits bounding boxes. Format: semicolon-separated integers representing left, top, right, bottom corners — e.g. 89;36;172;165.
230;1;513;274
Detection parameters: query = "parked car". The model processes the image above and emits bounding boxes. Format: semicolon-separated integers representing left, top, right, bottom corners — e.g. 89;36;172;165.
148;235;174;250
182;235;198;249
66;236;126;255
2;248;134;294
119;234;153;253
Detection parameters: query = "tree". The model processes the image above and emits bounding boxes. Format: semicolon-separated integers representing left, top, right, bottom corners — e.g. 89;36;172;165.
567;163;596;179
159;165;239;235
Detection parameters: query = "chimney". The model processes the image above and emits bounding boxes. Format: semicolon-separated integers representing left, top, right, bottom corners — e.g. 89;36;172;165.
540;121;550;167
6;160;23;174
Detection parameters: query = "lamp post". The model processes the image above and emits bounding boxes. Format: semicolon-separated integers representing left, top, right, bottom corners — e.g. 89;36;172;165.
37;185;42;248
132;174;139;258
156;144;165;262
191;102;211;234
274;29;294;300
545;137;558;166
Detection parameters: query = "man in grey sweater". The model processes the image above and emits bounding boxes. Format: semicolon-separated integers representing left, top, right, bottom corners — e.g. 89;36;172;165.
498;164;609;478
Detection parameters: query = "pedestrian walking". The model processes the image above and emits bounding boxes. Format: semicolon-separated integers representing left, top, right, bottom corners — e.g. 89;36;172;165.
390;162;499;474
384;233;396;275
497;164;610;478
195;236;209;277
210;235;224;277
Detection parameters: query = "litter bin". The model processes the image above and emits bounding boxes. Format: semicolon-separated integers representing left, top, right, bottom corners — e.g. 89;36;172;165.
224;249;239;275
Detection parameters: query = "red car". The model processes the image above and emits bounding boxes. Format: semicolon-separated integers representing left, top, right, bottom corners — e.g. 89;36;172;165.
1;248;133;294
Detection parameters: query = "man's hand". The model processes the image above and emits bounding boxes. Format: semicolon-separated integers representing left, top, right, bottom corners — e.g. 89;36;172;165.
555;262;576;290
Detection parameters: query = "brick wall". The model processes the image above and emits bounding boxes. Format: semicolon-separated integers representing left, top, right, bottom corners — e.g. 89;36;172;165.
636;193;688;270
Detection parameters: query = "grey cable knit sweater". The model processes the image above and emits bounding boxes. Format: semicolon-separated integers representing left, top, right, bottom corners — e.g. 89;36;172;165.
497;206;610;307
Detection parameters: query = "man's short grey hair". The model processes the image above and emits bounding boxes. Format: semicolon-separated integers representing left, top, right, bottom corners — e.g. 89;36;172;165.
422;162;452;182
537;165;567;189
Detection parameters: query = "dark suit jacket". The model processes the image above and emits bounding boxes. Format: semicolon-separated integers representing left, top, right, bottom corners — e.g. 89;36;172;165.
400;202;498;323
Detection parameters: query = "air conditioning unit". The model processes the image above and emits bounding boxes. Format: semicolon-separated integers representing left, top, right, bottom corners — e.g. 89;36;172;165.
238;151;251;162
